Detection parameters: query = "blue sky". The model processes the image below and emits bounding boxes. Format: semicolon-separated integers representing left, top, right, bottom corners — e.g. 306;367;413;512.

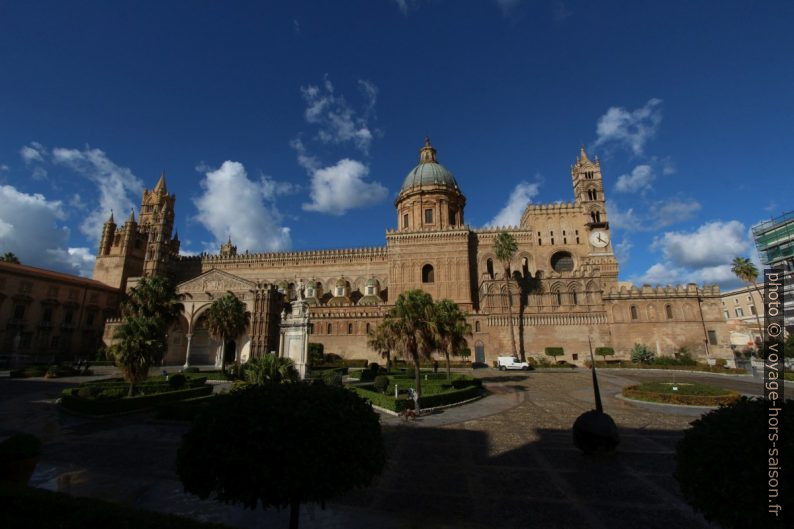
1;0;792;288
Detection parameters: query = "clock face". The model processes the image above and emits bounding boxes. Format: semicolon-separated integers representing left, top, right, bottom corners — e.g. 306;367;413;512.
589;230;610;248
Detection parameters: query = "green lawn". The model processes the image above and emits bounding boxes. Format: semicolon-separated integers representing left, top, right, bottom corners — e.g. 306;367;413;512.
349;373;483;412
623;381;739;406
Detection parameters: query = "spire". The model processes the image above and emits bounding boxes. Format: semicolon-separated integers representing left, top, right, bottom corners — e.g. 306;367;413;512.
578;145;590;163
154;171;167;194
107;210;115;224
419;137;438;164
173;229;179;241
127;208;136;224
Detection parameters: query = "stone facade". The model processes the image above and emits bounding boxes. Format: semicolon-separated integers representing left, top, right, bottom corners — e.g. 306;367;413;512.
94;140;732;366
0;261;119;362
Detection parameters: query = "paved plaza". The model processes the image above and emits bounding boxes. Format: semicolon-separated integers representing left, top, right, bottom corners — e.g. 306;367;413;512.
0;369;770;528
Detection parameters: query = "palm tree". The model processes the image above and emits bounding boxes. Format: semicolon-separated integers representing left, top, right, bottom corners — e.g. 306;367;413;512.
112;276;179;396
430;299;472;380
205;293;249;373
493;231;520;360
367;318;399;373
382;289;437;409
731;257;763;347
243;354;298;385
112;316;167;396
0;252;20;264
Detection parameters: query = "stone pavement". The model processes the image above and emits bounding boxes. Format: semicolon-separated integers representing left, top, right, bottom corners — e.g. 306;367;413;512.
0;368;765;528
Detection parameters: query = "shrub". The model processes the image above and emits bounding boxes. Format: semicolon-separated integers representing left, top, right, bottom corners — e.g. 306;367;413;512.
594;347;614;360
630;343;655;364
176;384;386;528
320;369;343;387
544;347;564;358
324;352;342;363
675;397;792;529
0;480;232;529
0;433;42;462
372;375;389;394
451;378;482;390
168;374;187;389
94;388;127;400
308;343;324;364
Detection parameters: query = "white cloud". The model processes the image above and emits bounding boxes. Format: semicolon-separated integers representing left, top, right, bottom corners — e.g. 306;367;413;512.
0;184;94;277
20;142;48;180
594;98;662;155
393;0;409;14
495;0;522;13
606;198;700;232
615;237;632;264
615;164;654;193
299;76;378;153
50;146;143;241
302;159;388;215
193;161;291;252
486;181;540;227
653;220;749;268
631;220;751;288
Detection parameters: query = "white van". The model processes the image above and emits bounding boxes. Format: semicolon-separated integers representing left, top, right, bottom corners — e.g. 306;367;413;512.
497;356;529;371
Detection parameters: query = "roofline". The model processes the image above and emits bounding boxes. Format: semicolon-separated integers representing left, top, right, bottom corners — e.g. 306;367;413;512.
0;261;120;292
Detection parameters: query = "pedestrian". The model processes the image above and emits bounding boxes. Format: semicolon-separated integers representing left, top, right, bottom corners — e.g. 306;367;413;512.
433;360;438;374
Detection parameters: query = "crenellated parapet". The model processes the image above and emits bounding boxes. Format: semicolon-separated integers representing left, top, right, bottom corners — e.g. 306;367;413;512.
177;245;389;265
604;283;722;300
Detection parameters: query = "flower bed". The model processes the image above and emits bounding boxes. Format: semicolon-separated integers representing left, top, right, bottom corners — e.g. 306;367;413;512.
622;382;740;406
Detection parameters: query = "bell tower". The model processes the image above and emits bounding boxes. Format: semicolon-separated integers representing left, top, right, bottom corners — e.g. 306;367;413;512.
571;147;608;228
141;173;180;277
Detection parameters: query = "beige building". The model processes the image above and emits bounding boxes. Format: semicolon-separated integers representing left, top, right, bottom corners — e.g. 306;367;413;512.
0;261;119;363
719;285;765;349
94;140;732;366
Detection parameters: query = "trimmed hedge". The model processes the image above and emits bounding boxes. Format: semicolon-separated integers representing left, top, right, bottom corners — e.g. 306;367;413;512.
622;384;739;406
585;360;746;374
352;384;482;412
0;481;231;529
60;385;213;415
156;394;216;421
544;347;564;357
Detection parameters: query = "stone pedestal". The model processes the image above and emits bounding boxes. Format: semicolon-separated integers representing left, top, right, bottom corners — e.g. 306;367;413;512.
279;300;310;379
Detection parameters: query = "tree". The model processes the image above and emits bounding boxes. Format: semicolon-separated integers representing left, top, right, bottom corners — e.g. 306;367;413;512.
205;293;249;373
0;252;20;264
243;354;298;385
594;347;615;362
630;343;655;364
429;299;472;380
493;232;520;360
176;383;386;529
378;289;436;409
544;347;565;363
731;257;764;347
675;397;792;529
367;318;399;373
111;276;179;396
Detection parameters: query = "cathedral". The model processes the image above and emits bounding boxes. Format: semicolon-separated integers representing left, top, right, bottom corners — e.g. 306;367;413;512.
94;139;730;366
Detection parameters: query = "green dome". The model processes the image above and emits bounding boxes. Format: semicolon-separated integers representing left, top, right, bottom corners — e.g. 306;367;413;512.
400;138;460;193
401;162;459;192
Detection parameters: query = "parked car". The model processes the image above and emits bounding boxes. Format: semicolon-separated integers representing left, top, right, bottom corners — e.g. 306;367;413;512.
497;356;529;371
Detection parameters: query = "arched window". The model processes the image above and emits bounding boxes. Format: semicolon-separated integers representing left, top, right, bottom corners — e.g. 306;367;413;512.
590;211;601;223
486;259;494;279
571;291;578;305
422;264;434;283
403;213;409;229
366;322;370;334
554;292;562;305
347;323;353;334
475;321;481;332
522;257;529;277
630;305;639;320
665;304;674;320
326;323;332;334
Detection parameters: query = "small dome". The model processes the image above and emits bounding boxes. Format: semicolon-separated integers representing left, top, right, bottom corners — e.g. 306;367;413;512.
366;278;379;287
335;278;349;288
400;138;460;193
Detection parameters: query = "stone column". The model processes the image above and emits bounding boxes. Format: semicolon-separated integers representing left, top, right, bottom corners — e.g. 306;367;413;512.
279;300;310;379
183;333;193;368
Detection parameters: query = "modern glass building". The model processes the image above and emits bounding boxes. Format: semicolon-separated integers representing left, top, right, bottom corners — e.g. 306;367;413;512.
752;210;794;332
